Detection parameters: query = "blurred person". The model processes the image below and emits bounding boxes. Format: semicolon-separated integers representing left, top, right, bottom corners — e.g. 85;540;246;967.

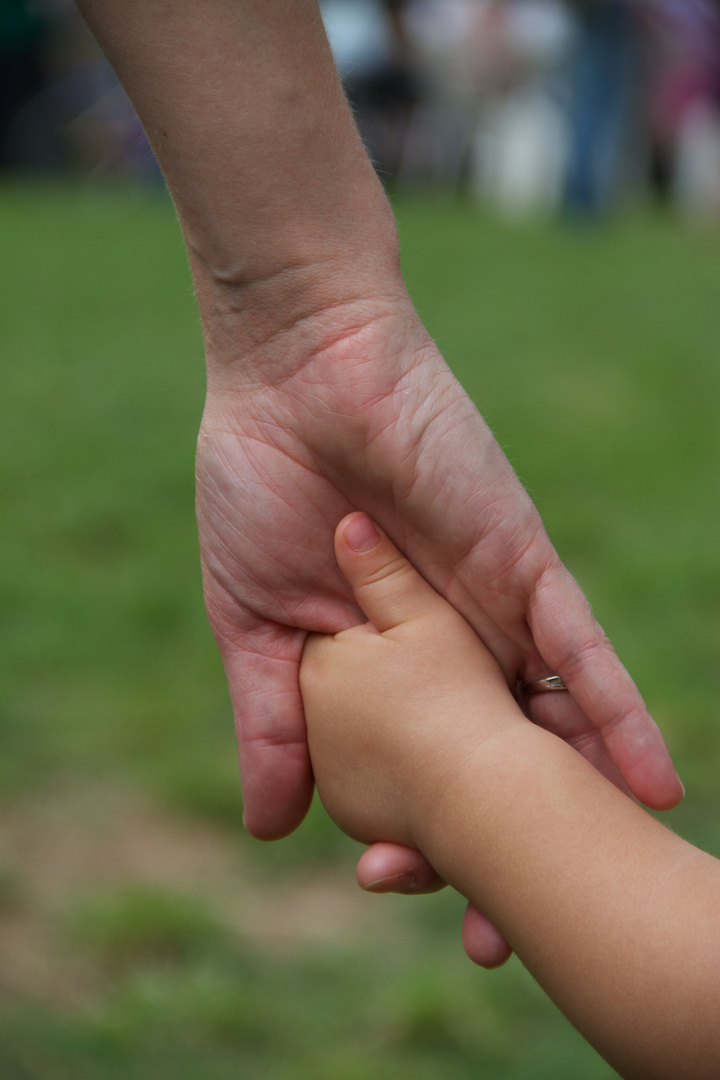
302;514;720;1080
643;0;720;218
563;0;641;214
71;0;683;966
0;0;51;167
400;0;575;211
471;0;575;215
395;0;490;185
2;0;160;177
321;0;418;179
45;0;162;178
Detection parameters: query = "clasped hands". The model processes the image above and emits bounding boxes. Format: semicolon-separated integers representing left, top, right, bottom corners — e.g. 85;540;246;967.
196;298;683;967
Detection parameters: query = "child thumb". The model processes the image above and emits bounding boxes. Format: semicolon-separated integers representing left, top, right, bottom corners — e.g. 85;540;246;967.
335;513;443;633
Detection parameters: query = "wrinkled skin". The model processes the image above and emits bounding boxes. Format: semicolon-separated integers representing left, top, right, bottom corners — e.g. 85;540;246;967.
197;298;682;967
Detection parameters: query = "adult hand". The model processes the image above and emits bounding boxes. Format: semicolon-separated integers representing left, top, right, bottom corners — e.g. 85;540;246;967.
196;293;683;964
77;0;681;969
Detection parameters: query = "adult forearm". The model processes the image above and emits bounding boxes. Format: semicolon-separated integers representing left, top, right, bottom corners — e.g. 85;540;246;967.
76;0;403;362
414;725;720;1079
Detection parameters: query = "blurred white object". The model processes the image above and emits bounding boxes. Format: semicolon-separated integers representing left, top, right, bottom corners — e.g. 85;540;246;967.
674;102;720;219
473;88;568;214
479;0;573;214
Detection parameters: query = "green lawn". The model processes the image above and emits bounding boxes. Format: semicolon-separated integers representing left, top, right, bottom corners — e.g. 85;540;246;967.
0;181;718;1078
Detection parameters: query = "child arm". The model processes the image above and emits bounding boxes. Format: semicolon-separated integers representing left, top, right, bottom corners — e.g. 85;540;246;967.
300;514;720;1080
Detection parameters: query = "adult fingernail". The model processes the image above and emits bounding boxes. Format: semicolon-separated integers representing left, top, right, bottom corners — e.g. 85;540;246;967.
344;514;381;553
361;872;419;894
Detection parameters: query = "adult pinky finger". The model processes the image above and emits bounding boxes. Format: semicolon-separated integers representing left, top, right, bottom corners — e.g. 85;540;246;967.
215;616;315;841
357;847;513;969
356;843;446;895
462;903;513;969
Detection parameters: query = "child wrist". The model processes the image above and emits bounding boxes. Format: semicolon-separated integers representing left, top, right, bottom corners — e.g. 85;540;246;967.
409;721;537;857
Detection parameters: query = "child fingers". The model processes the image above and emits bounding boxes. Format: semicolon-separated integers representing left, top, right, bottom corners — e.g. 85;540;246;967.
334;513;447;633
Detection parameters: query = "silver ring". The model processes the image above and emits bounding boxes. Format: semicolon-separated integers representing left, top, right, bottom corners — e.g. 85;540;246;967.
520;675;567;695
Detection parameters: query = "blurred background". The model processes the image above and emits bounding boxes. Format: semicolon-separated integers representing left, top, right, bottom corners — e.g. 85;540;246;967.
4;0;720;216
1;1;719;1078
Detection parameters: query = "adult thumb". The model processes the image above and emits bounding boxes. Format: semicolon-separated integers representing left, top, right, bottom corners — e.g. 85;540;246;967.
334;513;445;633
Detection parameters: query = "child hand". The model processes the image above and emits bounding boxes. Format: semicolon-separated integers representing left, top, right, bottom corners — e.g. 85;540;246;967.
300;513;525;850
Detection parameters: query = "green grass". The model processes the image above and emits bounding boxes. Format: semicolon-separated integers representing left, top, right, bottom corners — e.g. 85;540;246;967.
0;180;718;1077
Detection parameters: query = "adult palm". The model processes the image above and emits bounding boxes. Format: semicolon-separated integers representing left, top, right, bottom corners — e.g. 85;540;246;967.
196;298;681;959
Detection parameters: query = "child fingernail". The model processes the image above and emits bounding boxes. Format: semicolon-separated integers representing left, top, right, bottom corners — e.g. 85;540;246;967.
344;514;381;553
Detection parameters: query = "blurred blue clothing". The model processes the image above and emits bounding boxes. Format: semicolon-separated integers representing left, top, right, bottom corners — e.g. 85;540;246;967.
564;0;637;214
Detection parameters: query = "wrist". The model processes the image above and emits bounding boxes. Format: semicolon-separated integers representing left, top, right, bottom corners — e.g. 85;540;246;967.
407;720;540;868
194;232;408;393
